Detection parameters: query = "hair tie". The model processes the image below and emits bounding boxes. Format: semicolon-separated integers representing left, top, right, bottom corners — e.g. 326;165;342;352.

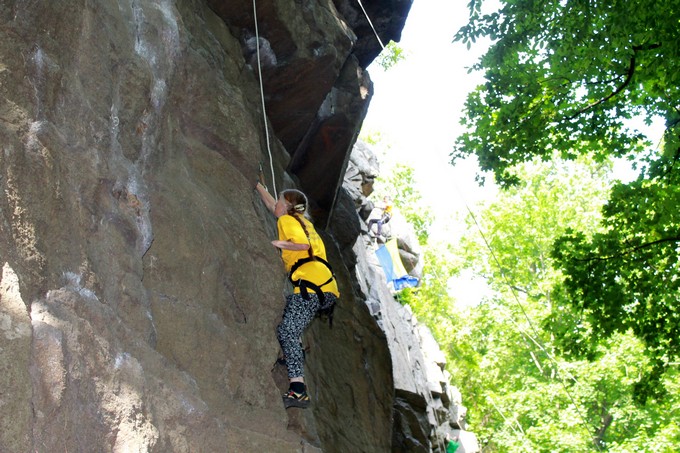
294;203;305;212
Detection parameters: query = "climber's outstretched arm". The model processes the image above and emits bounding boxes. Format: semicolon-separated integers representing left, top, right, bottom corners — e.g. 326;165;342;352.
256;181;277;215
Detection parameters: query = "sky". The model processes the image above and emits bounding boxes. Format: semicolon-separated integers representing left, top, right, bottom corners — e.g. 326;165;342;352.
359;0;663;240
358;0;667;305
360;0;497;242
359;0;500;303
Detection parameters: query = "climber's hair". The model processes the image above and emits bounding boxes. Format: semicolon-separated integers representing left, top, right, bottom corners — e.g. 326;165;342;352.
280;189;314;259
280;189;308;215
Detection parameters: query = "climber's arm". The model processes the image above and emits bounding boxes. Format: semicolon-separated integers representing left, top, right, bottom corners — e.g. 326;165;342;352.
256;181;277;215
271;240;310;251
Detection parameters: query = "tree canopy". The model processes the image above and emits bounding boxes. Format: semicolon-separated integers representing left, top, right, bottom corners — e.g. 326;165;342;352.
371;163;434;244
453;0;680;389
401;157;680;451
454;0;680;185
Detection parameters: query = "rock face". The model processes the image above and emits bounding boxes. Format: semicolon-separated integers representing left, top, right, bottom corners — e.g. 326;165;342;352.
343;142;479;453
0;0;475;451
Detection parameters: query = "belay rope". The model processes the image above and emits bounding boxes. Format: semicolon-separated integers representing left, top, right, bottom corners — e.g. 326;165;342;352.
251;0;387;202
356;0;385;50
252;0;277;196
251;0;339;326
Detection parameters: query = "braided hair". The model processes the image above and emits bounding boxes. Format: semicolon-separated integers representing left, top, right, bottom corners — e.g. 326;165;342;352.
280;189;314;259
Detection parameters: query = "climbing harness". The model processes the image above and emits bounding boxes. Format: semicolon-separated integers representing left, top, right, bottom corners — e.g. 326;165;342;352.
285;212;339;326
252;0;277;196
288;256;337;327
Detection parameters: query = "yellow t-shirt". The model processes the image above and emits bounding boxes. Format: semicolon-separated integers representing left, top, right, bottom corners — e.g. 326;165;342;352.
277;214;340;297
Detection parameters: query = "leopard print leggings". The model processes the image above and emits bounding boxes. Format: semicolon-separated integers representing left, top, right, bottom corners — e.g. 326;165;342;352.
277;292;337;379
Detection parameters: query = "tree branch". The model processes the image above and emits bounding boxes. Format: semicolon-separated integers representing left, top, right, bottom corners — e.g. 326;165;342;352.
567;57;636;120
567;43;661;120
594;412;613;448
576;235;680;263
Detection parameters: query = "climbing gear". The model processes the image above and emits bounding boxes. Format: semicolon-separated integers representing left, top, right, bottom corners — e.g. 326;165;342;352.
288;256;337;327
356;0;385;50
283;389;310;408
252;0;277;196
257;162;268;191
286;214;339;326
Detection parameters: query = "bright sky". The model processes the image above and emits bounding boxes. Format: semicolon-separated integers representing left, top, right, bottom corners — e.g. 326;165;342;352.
361;0;497;242
359;0;665;303
358;0;502;304
360;0;663;240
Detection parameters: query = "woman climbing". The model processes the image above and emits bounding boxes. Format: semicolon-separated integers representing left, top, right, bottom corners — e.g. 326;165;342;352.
367;196;392;239
255;181;340;409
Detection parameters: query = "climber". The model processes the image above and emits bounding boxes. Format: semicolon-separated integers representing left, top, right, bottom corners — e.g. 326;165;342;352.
255;181;340;409
367;196;392;238
446;433;460;453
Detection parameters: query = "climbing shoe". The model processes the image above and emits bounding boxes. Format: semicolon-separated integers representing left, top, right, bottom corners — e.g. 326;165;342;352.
282;389;310;409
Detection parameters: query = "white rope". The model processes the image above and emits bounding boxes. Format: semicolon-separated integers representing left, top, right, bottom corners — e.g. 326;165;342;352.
326;1;385;228
356;0;386;50
253;0;277;196
488;396;532;449
251;0;384;202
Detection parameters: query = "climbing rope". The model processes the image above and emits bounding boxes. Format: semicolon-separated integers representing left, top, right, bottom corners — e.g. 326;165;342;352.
324;0;388;230
252;0;277;196
356;0;386;50
252;0;385;221
487;396;533;450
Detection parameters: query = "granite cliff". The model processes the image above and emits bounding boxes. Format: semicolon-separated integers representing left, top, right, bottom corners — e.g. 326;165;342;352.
0;0;475;451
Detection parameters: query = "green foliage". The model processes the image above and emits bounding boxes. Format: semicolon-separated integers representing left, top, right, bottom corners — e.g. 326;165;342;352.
398;246;459;323
359;129;386;146
380;153;680;450
552;166;680;397
459;155;610;295
371;163;433;244
453;0;680;186
437;158;679;451
453;0;680;401
451;158;606;449
375;40;407;71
